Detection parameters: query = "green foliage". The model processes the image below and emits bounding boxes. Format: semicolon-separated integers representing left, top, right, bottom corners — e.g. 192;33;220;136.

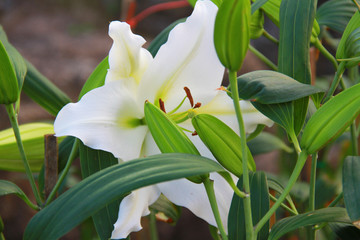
0;40;18;104
0;123;59;172
269;207;351;240
316;0;358;33
301;83;360;154
23;154;223;240
0;180;38;210
250;9;264;39
248;132;293;155
214;0;251;71
228;172;270;240
192;113;255;177
343;156;360;223
336;11;360;59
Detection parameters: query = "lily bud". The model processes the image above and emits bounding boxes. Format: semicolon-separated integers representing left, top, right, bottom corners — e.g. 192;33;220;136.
214;0;251;71
301;83;360;154
144;101;208;183
0;40;18;104
191;113;255;178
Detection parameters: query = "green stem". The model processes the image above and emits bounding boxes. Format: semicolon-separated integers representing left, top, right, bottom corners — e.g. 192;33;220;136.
323;61;346;103
309;153;317;211
45;139;79;206
246;125;265;142
229;70;254;240
0;233;4;240
263;30;279;44
218;172;247;198
289;131;301;154
254;151;308;235
149;210;159;240
203;178;228;240
5;104;42;206
249;45;278;71
313;39;338;70
269;194;298;215
352;0;360;11
308;153;318;240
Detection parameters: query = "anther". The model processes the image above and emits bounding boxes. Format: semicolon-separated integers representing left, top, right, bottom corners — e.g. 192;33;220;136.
159;98;166;113
184;87;194;107
192;131;198;136
193;102;201;109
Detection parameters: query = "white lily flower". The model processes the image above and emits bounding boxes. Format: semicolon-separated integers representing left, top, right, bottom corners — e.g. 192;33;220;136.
54;0;273;239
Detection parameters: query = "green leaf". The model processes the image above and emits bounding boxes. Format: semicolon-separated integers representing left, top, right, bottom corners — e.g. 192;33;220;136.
0;123;59;172
228;171;270;240
23;61;71;116
251;0;269;14
0;26;27;96
343;156;360;225
300;83;360;154
79;142;120;240
0;180;34;208
343;26;360;67
0;39;18;104
257;0;281;26
78;57;108;100
147;19;186;57
268;207;351;240
236;70;324;104
278;0;316;135
336;11;360;59
330;222;360;239
316;0;358;33
24;153;224;240
250;9;264;39
248;132;292;155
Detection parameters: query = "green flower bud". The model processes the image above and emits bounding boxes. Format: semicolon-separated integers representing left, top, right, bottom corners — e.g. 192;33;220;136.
214;0;251;71
144;101;208;183
0;40;18;104
301;83;360;154
191;113;255;178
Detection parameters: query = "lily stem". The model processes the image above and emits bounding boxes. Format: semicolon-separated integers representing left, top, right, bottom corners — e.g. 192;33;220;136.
263;30;279;44
5;104;42;206
249;45;278;71
254;151;308;235
269;194;298;215
149;210;159;240
203;178;228;240
45;138;79;206
323;61;346;103
308;153;318;240
314;192;344;230
229;70;254;240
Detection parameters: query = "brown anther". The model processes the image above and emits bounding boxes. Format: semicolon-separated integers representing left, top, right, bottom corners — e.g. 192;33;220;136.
216;86;227;91
159;98;166;113
184;86;194;107
193;102;202;109
250;99;257;102
192;131;198;136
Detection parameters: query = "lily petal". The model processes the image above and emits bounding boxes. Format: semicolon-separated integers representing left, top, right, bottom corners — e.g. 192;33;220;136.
157;172;232;231
111;186;161;239
138;0;224;112
106;21;153;93
54;81;147;160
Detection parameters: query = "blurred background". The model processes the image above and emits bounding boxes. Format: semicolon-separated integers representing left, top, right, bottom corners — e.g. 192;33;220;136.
0;0;346;239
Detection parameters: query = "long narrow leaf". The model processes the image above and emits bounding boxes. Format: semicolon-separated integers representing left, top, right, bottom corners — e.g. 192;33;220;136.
24;153;223;240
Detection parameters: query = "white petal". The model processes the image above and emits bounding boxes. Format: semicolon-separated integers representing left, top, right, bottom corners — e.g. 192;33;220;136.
157;172;232;231
138;0;224;112
111;186;161;239
140;131;161;158
54;81;147;160
106;21;153;92
240;100;274;133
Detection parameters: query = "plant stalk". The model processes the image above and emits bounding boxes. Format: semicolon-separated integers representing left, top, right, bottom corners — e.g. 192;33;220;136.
5;104;42;206
45;138;79;206
254;151;308;235
249;45;278;71
263;30;279;44
229;70;254;240
308;153;318;240
203;178;228;240
269;194;298;215
149;210;159;240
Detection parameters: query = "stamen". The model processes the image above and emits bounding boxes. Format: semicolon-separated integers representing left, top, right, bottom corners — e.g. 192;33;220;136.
192;131;198;136
184;87;194;107
193;102;201;109
159;98;166;113
168;96;187;115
